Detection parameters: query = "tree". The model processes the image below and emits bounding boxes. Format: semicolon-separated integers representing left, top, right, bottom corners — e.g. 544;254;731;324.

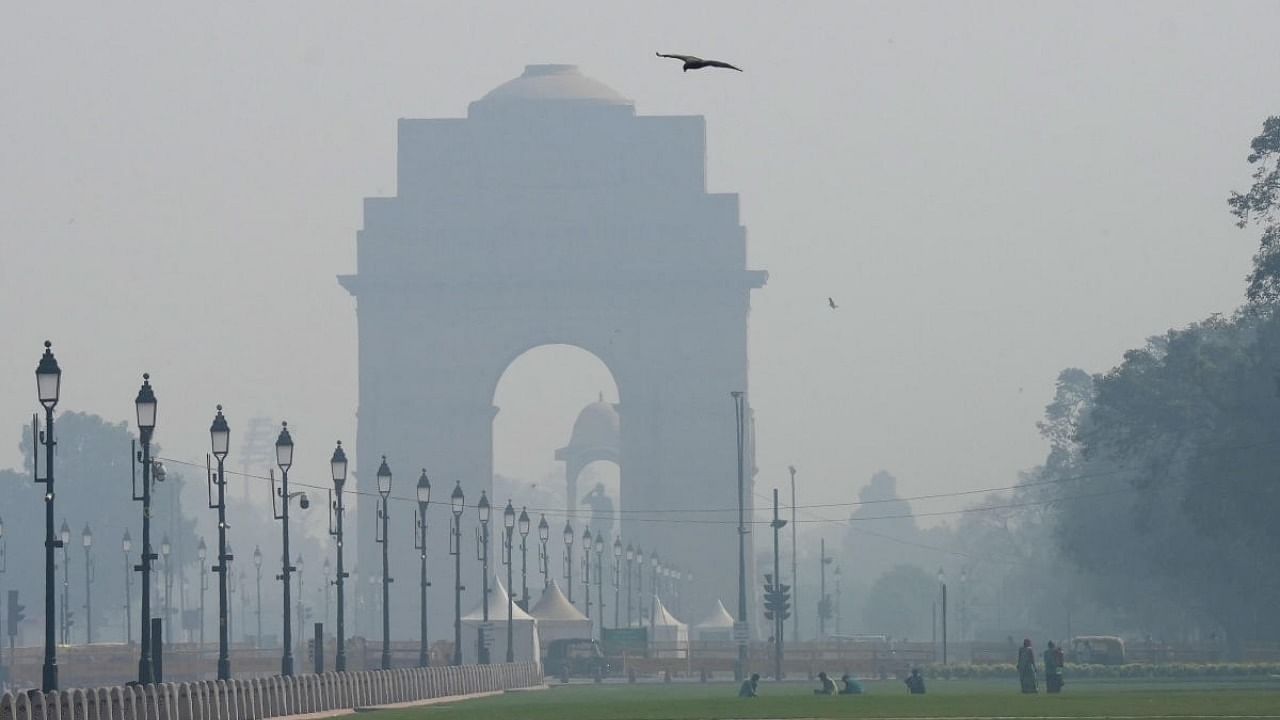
862;564;938;641
2;412;201;642
1229;116;1280;302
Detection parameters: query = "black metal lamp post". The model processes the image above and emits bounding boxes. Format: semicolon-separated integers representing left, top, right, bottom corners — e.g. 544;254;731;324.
208;405;232;680
295;555;304;662
612;537;622;630
328;442;349;671
82;524;94;644
130;372;158;684
122;531;133;646
581;528;592;624
624;544;634;627
323;557;332;636
58;520;70;646
649;551;659;626
197;539;208;648
562;522;574;604
502;500;515;663
517;508;530;610
251;546;262;648
536;515;549;591
375;457;393;670
937;568;947;665
475;491;491;665
414;469;431;668
271;421;307;676
35;342;62;691
594;533;605;631
160;536;171;648
449;481;464;666
634;546;644;626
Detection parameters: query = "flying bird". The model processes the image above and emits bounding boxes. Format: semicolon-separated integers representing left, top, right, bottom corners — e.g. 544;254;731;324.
656;53;742;72
828;297;838;310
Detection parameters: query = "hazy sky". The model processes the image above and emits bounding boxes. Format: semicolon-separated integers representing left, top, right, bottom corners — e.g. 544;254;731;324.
2;1;1275;528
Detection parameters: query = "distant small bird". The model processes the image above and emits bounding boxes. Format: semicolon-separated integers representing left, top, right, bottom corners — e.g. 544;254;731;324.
828;297;838;309
656;53;743;72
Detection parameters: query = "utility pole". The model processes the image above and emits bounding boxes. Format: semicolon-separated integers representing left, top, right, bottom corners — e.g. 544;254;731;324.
788;465;798;643
818;538;832;639
732;391;748;682
763;489;790;680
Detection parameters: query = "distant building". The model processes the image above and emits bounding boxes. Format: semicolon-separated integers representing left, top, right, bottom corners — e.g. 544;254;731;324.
339;64;765;636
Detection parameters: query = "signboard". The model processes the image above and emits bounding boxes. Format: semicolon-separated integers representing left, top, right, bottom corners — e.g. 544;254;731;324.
602;627;648;656
733;621;750;643
479;622;495;648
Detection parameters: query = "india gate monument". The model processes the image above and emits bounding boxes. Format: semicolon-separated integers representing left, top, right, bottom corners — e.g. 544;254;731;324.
339;64;765;641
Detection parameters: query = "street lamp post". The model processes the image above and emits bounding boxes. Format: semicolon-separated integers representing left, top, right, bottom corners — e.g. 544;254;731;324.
634;546;644;626
295;555;304;663
581;528;592;624
252;546;262;648
517;508;531;610
449;482;464;666
537;515;549;590
329;442;349;671
502;500;515;663
59;521;70;646
649;551;659;627
122;531;133;646
270;422;307;676
414;470;431;668
624;544;634;627
937;569;947;665
731;390;748;682
375;457;393;670
35;342;62;691
612;537;621;629
82;525;94;644
197;540;208;648
208;405;232;680
475;491;491;665
323;557;332;637
160;536;171;648
130;372;158;684
594;533;605;631
562;522;574;605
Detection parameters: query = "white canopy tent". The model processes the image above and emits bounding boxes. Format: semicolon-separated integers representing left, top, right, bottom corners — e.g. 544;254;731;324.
530;580;593;649
692;599;736;642
461;576;540;664
648;595;688;658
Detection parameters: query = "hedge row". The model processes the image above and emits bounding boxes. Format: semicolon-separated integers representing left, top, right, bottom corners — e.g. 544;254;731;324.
923;662;1280;679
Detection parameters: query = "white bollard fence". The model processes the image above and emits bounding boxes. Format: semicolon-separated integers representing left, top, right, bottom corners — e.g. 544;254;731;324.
0;663;543;720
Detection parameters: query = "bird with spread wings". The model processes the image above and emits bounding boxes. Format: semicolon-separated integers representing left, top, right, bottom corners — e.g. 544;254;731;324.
656;52;743;72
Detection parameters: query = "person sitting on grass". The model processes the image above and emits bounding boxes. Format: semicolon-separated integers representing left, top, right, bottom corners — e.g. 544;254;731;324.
814;671;836;695
839;674;863;694
738;673;760;697
905;668;927;694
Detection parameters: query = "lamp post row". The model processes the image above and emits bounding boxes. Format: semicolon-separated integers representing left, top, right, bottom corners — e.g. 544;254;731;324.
26;341;679;689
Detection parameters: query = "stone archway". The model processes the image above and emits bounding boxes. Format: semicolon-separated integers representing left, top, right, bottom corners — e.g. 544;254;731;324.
340;64;766;636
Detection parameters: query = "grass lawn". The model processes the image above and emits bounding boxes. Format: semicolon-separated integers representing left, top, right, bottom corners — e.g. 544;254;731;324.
374;678;1280;720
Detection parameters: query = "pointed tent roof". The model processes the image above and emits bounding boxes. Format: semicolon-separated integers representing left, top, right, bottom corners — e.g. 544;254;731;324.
464;576;535;622
531;580;589;622
695;599;736;629
651;594;684;627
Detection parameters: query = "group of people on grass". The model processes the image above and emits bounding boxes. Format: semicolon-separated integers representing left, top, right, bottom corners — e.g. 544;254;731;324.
1017;638;1066;693
736;671;875;697
738;638;1067;698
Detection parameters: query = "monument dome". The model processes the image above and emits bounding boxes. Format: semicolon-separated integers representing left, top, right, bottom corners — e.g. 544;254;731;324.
565;393;619;451
469;64;633;116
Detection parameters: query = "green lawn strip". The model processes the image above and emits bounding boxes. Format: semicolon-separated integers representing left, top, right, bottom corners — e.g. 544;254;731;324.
373;680;1280;720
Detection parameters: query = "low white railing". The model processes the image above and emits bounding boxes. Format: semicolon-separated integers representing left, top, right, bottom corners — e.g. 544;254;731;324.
0;663;542;720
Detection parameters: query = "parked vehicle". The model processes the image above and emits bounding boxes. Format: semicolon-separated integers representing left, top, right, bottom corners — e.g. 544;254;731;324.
544;638;611;679
1069;636;1126;665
